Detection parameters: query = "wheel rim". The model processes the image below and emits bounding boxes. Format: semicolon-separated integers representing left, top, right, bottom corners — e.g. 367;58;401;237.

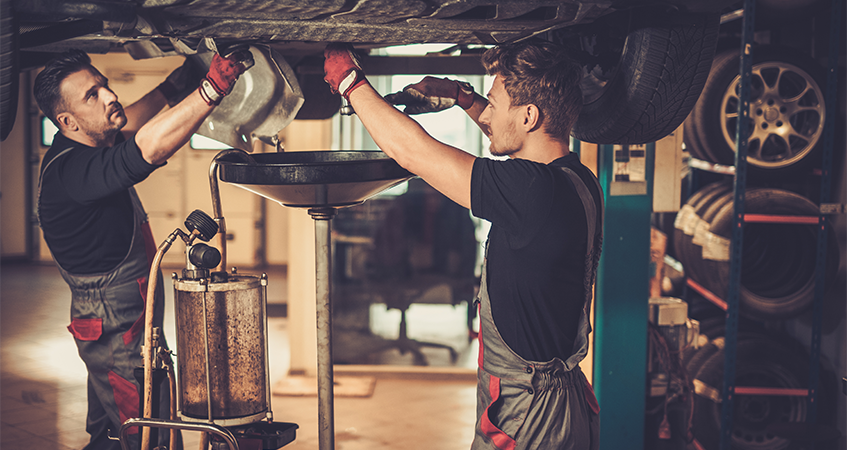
730;362;806;450
577;32;626;105
720;61;825;169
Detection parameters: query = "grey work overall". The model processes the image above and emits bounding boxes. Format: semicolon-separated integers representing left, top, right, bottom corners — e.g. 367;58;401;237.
39;149;170;450
472;167;603;450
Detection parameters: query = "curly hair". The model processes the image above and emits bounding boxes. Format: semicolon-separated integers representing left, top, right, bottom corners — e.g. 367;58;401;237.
481;40;583;141
34;49;94;126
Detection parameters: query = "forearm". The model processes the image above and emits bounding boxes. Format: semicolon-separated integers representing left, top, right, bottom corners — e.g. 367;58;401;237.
465;93;490;135
122;87;168;134
348;84;475;209
134;90;215;165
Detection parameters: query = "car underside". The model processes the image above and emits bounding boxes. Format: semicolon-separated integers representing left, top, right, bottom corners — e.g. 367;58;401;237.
2;0;740;143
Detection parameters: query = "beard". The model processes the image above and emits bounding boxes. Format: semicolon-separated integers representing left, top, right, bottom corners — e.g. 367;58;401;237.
489;143;518;157
487;121;520;157
79;103;126;146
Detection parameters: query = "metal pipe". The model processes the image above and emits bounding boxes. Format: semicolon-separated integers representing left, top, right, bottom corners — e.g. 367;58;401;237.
120;418;238;450
209;149;256;272
141;231;178;450
166;358;177;450
310;207;336;450
199;432;210;450
261;273;273;422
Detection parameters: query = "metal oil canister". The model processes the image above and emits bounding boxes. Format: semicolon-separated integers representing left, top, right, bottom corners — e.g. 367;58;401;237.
173;272;271;426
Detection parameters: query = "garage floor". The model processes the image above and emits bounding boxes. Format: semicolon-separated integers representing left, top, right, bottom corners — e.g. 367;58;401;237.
0;263;478;450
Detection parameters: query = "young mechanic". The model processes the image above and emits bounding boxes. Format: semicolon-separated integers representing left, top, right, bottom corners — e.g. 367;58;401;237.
34;48;252;450
324;41;604;449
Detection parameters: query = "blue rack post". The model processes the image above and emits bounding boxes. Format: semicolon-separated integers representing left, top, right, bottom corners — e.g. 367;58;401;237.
808;0;843;428
719;0;756;448
594;143;654;450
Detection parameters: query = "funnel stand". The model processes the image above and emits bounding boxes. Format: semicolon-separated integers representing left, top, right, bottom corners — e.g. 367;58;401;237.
309;207;337;450
121;418;238;450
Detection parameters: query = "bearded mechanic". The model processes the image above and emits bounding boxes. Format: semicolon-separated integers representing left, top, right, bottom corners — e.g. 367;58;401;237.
34;48;253;450
324;42;603;449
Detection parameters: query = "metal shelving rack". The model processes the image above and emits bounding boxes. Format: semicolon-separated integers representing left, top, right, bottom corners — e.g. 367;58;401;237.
683;0;843;448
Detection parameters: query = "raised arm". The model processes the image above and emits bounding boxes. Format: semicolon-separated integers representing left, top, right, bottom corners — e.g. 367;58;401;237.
120;88;168;135
134;50;253;165
325;45;476;209
384;76;490;135
350;84;475;209
122;58;203;135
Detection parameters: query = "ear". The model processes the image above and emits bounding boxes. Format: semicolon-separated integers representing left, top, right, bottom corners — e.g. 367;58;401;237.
56;112;77;133
521;104;542;133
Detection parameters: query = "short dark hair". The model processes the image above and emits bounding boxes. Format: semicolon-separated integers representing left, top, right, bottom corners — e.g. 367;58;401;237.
34;49;94;126
481;40;583;141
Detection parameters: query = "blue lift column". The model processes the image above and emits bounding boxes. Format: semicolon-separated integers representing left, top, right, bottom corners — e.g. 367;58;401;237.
594;143;654;450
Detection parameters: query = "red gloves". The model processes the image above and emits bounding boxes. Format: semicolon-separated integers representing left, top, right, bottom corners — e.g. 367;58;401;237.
323;43;368;100
199;48;255;106
385;76;475;114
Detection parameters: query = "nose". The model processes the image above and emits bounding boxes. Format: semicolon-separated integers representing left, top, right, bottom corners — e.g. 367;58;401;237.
478;104;491;126
102;86;118;104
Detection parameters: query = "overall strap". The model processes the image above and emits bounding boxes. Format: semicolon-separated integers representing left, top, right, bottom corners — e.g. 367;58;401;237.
558;166;603;264
558;166;604;369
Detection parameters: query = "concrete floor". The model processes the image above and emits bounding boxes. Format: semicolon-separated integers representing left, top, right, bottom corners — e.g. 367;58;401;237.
0;262;479;450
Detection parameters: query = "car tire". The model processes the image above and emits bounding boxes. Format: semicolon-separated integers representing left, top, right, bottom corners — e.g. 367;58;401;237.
689;46;827;175
684;50;739;164
0;0;19;141
571;11;719;145
672;181;731;285
698;188;839;319
692;338;808;450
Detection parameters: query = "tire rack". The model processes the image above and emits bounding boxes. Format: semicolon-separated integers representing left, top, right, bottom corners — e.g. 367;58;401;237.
683;0;843;449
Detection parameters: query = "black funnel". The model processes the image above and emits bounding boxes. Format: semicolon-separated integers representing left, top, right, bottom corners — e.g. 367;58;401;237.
217;151;414;208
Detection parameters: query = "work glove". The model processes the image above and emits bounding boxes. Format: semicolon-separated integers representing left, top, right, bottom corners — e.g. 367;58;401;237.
198;48;255;106
157;58;205;107
384;76;475;115
323;43;368;100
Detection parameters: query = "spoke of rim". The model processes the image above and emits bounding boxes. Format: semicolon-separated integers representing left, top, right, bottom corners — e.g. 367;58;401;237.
789;104;824;116
782;77;815;104
757;72;778;99
748;138;764;160
785;132;809;158
757;67;778;89
771;134;791;159
750;123;770;146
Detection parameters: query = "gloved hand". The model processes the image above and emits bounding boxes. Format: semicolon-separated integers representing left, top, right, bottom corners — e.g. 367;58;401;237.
199;48;255;106
384;76;475;114
158;58;204;107
323;43;368;99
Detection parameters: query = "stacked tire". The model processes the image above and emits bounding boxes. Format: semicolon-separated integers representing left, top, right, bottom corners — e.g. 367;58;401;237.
673;181;840;448
674;181;839;320
681;327;837;450
684;45;827;177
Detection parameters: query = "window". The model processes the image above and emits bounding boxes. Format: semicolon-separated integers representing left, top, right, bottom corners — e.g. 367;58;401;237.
40;116;58;147
190;134;231;150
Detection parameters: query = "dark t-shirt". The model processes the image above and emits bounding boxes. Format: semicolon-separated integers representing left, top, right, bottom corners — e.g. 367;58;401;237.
38;132;159;274
471;153;601;362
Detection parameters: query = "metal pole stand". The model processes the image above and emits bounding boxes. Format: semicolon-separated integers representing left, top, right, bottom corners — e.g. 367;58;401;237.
308;206;338;450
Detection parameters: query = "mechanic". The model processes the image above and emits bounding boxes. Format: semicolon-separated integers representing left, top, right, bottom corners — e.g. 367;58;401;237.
34;48;253;450
324;41;603;449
